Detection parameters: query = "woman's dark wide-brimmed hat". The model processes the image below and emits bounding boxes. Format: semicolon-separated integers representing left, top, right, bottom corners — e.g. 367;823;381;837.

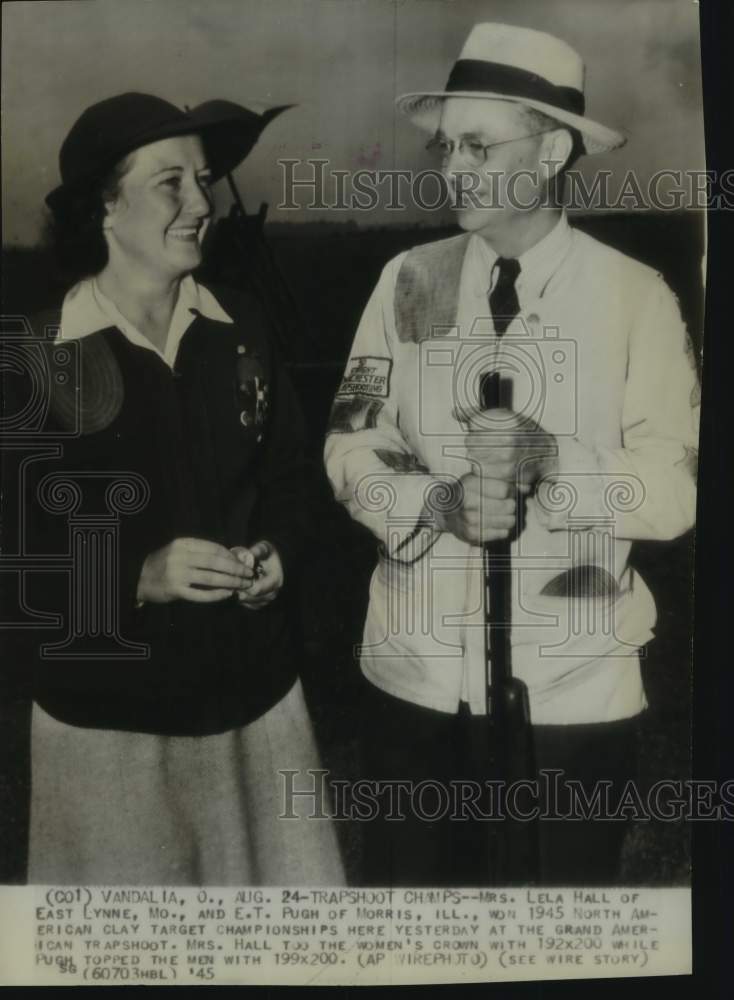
396;23;626;155
46;92;291;211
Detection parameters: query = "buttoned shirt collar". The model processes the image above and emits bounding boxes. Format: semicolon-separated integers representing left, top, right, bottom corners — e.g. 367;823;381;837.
59;274;233;369
471;210;574;303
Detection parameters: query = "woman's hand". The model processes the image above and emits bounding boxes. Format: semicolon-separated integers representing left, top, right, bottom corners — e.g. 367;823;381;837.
137;537;251;604
230;540;284;610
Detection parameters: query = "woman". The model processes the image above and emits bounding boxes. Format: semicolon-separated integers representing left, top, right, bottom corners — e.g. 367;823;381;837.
16;92;344;886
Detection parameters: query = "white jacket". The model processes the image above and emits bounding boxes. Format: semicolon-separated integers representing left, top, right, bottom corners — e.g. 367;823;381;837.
324;215;699;724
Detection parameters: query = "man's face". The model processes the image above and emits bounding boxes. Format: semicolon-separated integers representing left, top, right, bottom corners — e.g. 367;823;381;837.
437;98;551;236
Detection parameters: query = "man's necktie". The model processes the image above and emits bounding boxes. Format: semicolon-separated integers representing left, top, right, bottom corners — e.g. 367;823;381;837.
489;257;521;336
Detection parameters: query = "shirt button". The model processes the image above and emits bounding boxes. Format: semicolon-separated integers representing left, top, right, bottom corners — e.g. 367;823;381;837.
237;345;246;355
256;434;263;443
240;411;251;426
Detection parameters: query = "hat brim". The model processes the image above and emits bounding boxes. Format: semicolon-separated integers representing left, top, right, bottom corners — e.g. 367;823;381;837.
45;102;292;211
190;101;293;181
395;92;626;155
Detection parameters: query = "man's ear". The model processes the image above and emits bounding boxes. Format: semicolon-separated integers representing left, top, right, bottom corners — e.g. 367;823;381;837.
540;129;574;179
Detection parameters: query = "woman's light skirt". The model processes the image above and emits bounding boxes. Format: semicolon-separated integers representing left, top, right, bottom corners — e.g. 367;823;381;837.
28;680;344;886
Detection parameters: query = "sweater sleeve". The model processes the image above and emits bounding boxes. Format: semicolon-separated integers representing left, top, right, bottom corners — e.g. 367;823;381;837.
250;352;321;588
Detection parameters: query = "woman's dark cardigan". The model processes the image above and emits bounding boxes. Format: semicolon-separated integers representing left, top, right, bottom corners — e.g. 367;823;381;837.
3;285;317;736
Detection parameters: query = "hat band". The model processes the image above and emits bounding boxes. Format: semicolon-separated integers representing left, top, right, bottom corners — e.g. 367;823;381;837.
445;59;585;117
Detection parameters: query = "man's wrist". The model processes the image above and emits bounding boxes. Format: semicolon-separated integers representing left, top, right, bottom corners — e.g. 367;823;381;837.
538;442;560;481
525;431;560;488
423;476;464;532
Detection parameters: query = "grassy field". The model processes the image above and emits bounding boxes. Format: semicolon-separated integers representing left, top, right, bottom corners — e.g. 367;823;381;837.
1;212;701;883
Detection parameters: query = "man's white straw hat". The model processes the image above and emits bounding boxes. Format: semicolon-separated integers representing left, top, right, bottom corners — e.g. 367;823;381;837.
396;23;626;155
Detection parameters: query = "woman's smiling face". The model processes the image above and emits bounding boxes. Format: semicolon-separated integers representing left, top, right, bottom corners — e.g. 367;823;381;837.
102;134;213;282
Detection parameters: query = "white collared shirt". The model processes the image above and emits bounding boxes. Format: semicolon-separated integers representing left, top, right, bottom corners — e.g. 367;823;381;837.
477;210;575;302
59;274;233;369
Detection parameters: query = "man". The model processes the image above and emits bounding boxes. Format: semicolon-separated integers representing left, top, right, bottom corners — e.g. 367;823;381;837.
325;23;699;886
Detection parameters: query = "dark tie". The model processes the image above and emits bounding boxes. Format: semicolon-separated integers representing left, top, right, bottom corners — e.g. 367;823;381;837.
489;257;521;336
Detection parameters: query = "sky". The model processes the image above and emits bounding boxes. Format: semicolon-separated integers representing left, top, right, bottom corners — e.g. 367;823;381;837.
2;0;705;245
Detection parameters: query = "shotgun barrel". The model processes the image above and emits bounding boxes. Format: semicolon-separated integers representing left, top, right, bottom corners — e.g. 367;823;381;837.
479;371;540;884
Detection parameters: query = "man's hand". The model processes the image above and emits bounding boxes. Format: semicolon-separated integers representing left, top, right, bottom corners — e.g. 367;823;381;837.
463;407;558;492
230;540;284;610
137;537;251;604
435;472;517;544
435;408;558;545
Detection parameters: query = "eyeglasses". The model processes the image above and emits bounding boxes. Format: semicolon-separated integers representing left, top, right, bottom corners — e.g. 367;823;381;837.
425;130;553;168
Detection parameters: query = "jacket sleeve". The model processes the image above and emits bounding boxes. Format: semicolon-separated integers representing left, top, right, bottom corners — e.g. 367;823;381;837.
534;274;700;541
323;256;446;563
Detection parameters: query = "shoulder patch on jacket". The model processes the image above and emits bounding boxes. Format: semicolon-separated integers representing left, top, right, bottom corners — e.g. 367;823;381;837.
394;233;470;343
327;397;384;435
336;356;392;398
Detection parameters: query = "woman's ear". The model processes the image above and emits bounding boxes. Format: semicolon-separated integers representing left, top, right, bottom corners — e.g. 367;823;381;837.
101;199;117;232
